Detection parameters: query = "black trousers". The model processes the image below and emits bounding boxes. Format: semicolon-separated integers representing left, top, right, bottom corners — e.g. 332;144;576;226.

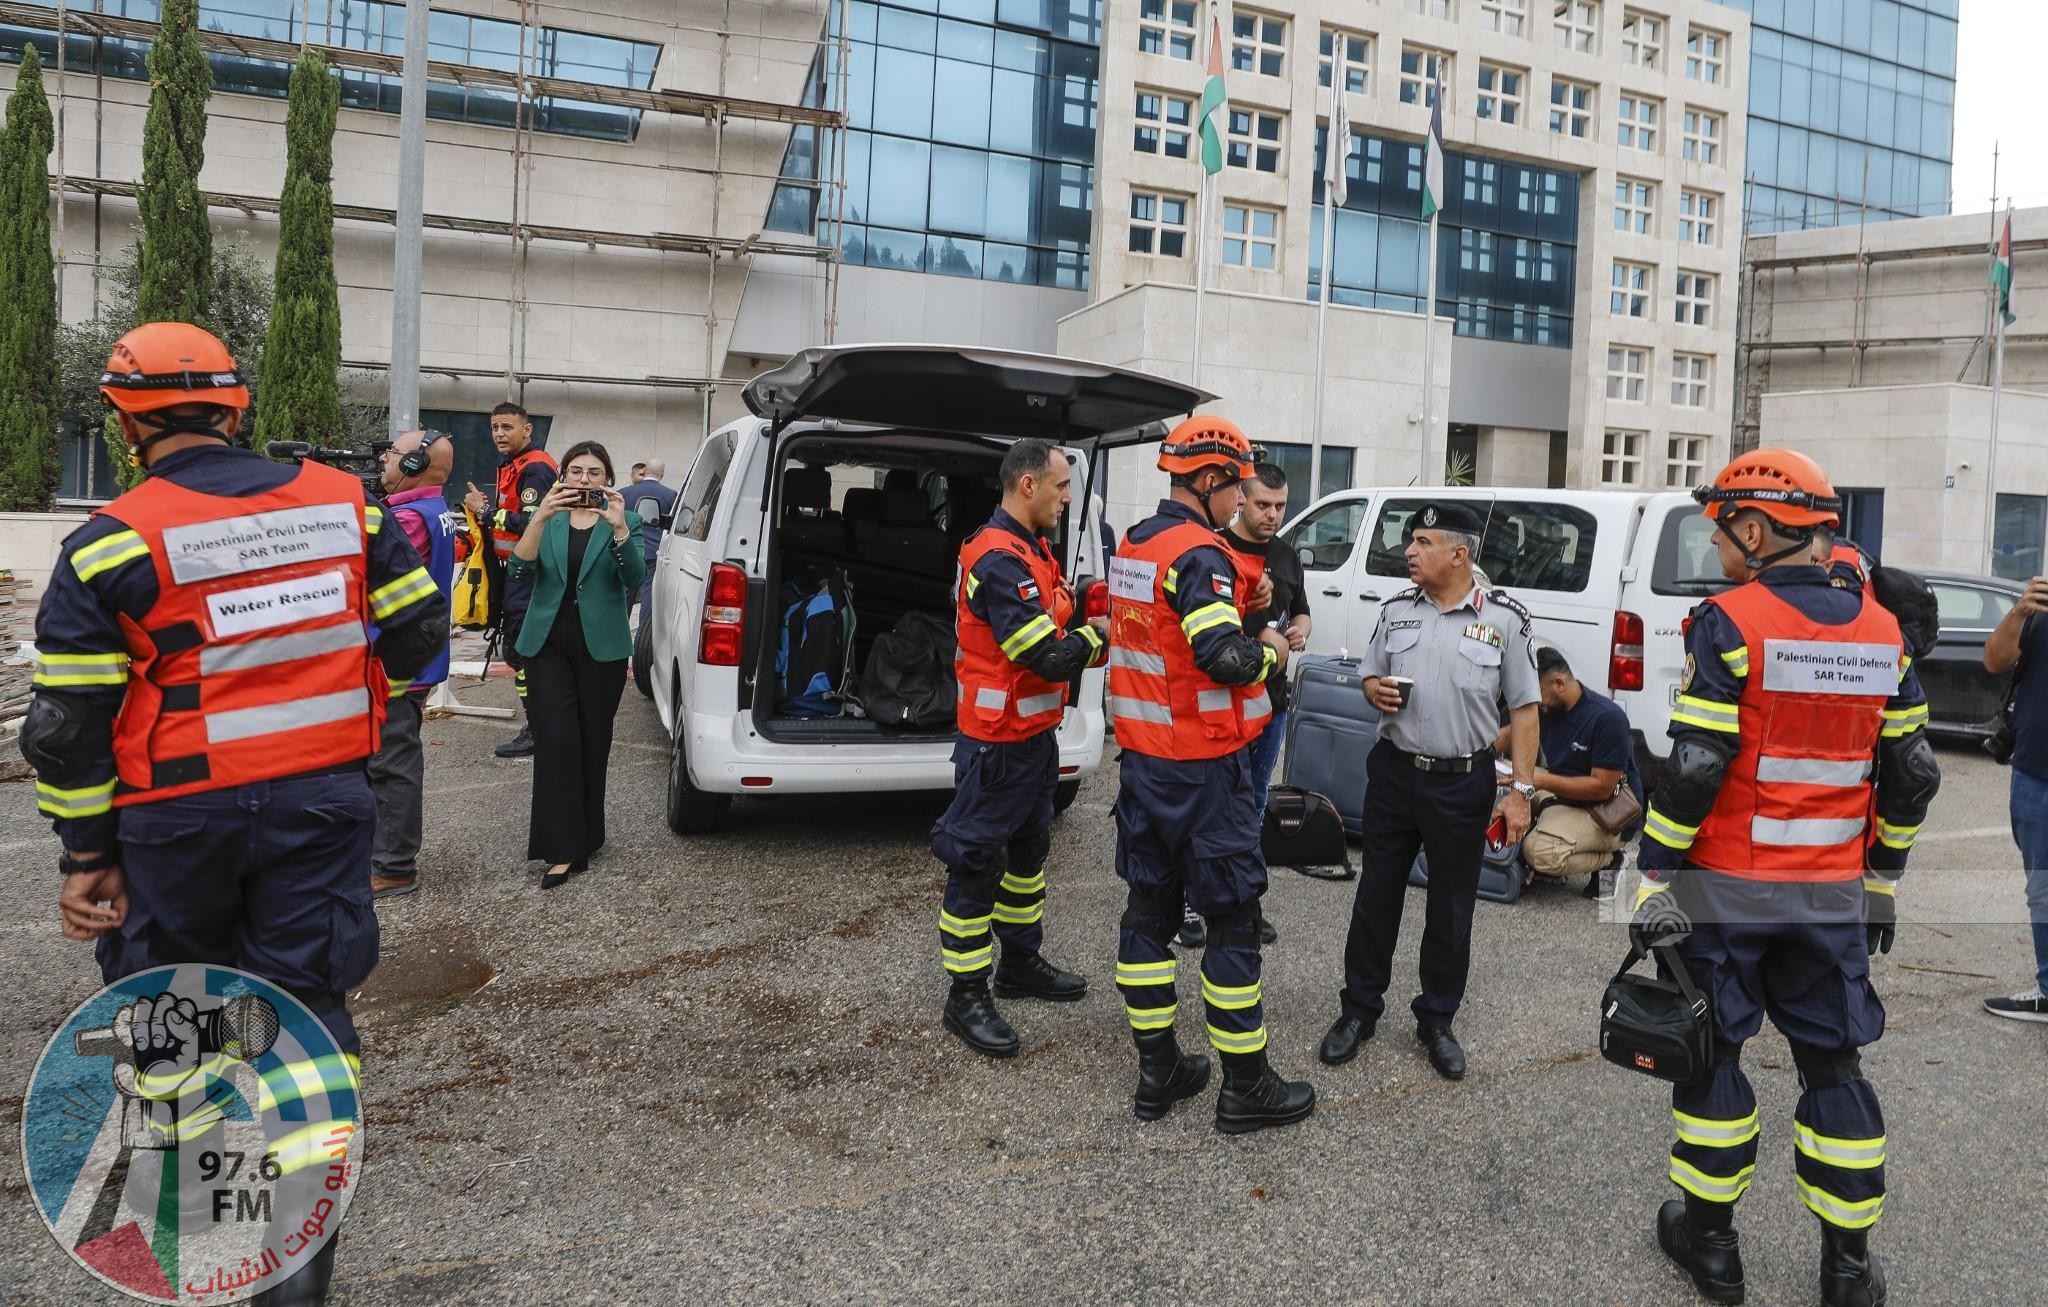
525;638;627;865
1338;739;1497;1030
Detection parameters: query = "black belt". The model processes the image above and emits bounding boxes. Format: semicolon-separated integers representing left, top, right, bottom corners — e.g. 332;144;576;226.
1394;745;1494;775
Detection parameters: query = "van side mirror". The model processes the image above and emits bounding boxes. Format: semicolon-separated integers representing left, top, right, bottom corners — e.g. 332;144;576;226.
1298;545;1315;569
670;506;693;534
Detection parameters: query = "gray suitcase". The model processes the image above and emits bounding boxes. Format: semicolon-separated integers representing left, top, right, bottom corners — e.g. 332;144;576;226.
1280;655;1377;835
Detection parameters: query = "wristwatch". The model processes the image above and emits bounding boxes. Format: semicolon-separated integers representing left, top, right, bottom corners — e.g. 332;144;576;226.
1510;781;1538;801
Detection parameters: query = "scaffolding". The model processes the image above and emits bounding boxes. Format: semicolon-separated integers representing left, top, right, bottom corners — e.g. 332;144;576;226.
11;0;850;432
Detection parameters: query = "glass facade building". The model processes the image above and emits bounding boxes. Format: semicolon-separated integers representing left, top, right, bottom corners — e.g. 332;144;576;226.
1310;127;1580;348
766;0;1102;290
1713;0;1958;232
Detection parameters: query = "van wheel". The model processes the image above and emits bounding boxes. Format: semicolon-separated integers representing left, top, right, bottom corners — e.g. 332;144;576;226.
632;610;653;698
1053;779;1081;815
666;708;730;835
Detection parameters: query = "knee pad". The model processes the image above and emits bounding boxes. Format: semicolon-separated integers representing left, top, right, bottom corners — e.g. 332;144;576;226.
1206;902;1262;950
1789;1040;1864;1090
1007;827;1052;876
1121;891;1180;947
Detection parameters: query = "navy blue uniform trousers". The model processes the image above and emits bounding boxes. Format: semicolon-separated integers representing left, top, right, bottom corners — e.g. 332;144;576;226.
96;769;379;1054
931;731;1058;977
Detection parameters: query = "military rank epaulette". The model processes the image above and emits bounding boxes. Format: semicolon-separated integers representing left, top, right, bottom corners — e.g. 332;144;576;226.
1486;588;1533;632
1387;585;1424;605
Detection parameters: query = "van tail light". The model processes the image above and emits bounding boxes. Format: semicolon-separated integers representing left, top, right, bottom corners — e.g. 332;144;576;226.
1082;579;1109;621
700;562;747;666
1610;610;1645;693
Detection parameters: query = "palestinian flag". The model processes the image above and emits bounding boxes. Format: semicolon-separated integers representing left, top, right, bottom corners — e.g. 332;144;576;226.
1994;212;2016;327
1198;10;1225;176
1421;65;1444;220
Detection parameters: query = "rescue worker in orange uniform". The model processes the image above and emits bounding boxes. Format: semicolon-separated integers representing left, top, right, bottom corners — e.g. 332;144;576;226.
463;401;556;757
1108;417;1314;1134
1632;450;1938;1307
20;324;448;1305
931;438;1108;1056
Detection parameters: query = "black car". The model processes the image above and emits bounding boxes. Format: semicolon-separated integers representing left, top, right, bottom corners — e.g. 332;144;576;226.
1916;571;2024;738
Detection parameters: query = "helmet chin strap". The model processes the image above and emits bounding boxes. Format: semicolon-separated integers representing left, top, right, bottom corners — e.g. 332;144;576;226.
1192;471;1243;530
1713;514;1813;573
129;411;234;468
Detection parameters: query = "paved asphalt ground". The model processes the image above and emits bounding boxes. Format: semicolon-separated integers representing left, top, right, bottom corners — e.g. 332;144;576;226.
2;679;2042;1306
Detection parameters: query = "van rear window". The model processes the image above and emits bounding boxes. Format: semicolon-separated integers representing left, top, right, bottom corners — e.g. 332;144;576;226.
1653;510;1735;596
1480;501;1598;593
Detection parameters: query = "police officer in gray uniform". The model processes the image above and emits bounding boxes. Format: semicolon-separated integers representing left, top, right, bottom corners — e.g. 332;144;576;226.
1319;501;1541;1080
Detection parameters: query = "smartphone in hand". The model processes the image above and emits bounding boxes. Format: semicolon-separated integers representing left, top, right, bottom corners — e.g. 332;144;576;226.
1486;810;1508;848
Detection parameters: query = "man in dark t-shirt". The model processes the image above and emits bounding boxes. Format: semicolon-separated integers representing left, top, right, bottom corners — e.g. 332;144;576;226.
1222;463;1311;811
1521;645;1642;898
1984;579;2048;1021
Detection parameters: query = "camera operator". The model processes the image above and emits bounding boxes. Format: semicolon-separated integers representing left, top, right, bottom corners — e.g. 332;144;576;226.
1984;575;2048;1023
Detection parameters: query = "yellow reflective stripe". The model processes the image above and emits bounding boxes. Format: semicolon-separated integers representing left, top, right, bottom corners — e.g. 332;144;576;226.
1643;807;1699;851
492;509;510;530
1718;645;1750;676
370;567;437;619
1116;959;1177;986
1634;879;1672;911
365;505;384;535
1794;1124;1887;1170
385;675;412;699
1901;654;1913;672
1126;1004;1178;1030
991;901;1043;924
965;571;981;598
1078;624;1104;653
1880;704;1929;738
942;945;994;973
1875;820;1920;851
1200;977;1261;1010
1673;1109;1761;1148
1206;1023;1268;1054
999;871;1046;895
1797;1178;1885;1229
1671;695;1740;733
71;530;150;582
36;777;117;817
1861;876;1897;897
266;1117;360;1180
939;909;992;938
1163;566;1179;596
1181;601;1239;639
1260;642;1278;680
256;1052;363;1116
33;651;132;686
1669;1155;1756;1204
1000;613;1057;658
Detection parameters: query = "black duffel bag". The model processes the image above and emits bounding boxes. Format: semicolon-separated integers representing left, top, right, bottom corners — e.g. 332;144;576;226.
1599;942;1713;1085
1261;786;1353;879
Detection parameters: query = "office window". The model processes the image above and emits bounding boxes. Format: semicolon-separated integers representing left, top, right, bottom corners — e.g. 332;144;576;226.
1555;1;1599;53
1134;89;1193;158
1994;494;2048;581
1477;64;1525;125
1231;10;1287;78
1401;46;1452;107
1406;0;1455;18
1138;0;1197;60
1678;190;1717;246
1675;270;1713;326
1264;441;1356;497
1686;27;1725;84
1479;0;1527;36
1319;27;1372;94
1226;109;1284;172
1606;345;1648;402
1621;9;1662;69
1667;435;1707;488
1614;177;1654;234
1611;259;1652;317
1462;158;1499;204
1549;77;1593;137
1602;429;1645;487
1670;353;1710;407
1222;204;1280;269
1129;190;1190;257
1618;94;1660;152
1682;108;1721;165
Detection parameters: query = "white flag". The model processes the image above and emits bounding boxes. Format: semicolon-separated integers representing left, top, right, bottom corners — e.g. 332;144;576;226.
1327;82;1351;208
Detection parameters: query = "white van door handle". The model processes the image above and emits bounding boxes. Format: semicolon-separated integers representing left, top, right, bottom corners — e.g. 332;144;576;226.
1359;591;1382;601
1321;587;1343;597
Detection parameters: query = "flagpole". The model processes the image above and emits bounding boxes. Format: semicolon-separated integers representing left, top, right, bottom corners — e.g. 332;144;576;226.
1191;0;1220;389
1985;200;2011;574
1311;87;1344;503
1418;67;1443;488
1193;174;1210;386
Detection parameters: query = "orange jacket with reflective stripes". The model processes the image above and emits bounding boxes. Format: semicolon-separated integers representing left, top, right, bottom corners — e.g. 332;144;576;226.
1687;579;1904;882
491;446;558;560
954;526;1077;743
103;462;387;805
1107;519;1270;761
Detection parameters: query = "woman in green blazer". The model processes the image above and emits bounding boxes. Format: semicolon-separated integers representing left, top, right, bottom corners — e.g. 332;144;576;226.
507;440;646;889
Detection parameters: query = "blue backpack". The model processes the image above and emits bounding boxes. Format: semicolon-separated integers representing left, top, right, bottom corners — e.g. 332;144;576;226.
776;569;856;717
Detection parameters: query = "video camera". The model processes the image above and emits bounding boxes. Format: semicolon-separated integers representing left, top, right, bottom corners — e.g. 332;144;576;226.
266;439;389;501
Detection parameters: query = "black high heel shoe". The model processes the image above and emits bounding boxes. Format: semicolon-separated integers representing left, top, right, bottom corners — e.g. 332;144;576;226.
540;864;572;890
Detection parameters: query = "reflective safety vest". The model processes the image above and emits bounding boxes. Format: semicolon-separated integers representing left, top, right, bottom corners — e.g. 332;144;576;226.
1106;518;1270;761
491;447;558;560
100;462;387;806
954;525;1075;742
1686;580;1905;883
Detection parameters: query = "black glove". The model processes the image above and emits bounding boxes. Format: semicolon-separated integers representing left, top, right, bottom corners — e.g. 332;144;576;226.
1629;879;1692;955
1865;885;1896;957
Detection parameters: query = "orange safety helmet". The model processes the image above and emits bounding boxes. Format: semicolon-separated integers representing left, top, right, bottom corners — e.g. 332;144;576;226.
1692;448;1841;529
99;322;251;416
1158;415;1257;482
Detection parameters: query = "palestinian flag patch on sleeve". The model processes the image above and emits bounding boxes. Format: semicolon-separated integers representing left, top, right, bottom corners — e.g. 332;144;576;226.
1019;580;1040;602
1211;575;1235;600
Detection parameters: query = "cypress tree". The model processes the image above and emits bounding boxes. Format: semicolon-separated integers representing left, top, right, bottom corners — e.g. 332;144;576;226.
257;49;341;448
0;45;60;509
136;0;214;326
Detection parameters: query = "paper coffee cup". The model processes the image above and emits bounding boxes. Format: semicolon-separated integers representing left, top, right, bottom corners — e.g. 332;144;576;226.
1385;676;1414;708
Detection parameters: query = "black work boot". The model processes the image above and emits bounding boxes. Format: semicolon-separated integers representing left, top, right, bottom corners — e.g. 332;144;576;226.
993;950;1088;1002
494;723;535;758
1819;1224;1887;1307
251;1230;337;1304
1132;1029;1210;1121
942;979;1018;1058
1657;1196;1747;1305
1214;1049;1316;1135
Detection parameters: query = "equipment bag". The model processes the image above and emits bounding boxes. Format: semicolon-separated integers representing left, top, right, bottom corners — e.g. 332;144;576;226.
1262;786;1353;878
1599;942;1713;1086
776;569;856;718
452;507;493;630
1281;655;1378;834
860;610;957;728
1867;564;1940;661
1405;839;1526;905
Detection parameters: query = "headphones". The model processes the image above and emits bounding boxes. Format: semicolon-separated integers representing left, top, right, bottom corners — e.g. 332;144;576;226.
398;429;448;478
